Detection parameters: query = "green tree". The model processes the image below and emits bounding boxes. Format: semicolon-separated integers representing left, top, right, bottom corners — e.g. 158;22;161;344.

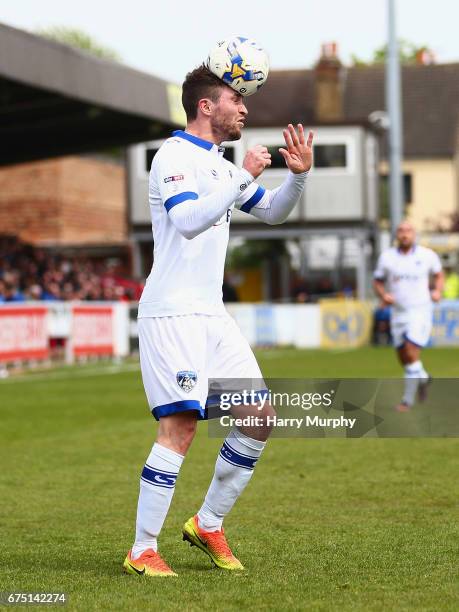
38;26;121;61
352;40;434;66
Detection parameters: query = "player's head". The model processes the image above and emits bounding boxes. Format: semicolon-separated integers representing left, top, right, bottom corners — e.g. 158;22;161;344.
396;220;416;250
182;64;247;142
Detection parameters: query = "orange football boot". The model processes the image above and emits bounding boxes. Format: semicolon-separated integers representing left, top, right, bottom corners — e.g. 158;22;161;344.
123;548;177;577
182;515;244;570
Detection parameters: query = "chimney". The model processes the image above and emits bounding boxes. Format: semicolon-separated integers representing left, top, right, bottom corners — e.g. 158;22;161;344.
314;42;343;122
415;47;436;65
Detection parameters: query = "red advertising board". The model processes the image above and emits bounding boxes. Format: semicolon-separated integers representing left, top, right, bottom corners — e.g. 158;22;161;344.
0;306;49;362
71;305;114;357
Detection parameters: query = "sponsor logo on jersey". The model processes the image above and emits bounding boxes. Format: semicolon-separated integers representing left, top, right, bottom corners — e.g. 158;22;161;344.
211;169;219;179
176;370;197;392
393;274;423;282
240;182;248;191
164;174;184;183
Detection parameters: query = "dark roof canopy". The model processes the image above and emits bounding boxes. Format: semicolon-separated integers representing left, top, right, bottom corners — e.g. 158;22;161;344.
1;22;457;164
247;63;459;158
0;22;177;166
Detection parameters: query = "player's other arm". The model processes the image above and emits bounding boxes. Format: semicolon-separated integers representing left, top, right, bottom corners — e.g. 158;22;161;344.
373;253;394;305
430;251;444;301
166;148;269;240
373;279;394;305
238;125;314;225
431;272;444;302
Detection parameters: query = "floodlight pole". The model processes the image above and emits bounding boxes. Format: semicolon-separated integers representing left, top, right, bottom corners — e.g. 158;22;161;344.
386;0;404;237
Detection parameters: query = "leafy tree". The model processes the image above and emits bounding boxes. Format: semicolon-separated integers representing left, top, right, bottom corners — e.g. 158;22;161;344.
352;40;434;66
38;27;121;62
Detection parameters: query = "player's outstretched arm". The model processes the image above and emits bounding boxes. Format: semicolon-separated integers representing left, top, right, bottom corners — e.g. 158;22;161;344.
238;124;313;225
169;168;254;240
168;146;270;240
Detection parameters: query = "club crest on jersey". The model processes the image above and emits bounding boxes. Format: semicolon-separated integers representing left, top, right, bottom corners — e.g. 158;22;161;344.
176;370;197;392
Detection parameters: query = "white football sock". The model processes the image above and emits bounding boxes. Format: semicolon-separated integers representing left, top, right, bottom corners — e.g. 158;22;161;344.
132;443;184;558
418;361;429;380
197;429;265;532
402;360;424;406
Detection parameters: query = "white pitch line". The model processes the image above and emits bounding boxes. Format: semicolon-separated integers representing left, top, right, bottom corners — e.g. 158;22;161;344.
0;362;141;385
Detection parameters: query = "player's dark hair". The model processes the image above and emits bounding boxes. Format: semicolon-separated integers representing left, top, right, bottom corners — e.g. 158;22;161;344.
182;64;225;121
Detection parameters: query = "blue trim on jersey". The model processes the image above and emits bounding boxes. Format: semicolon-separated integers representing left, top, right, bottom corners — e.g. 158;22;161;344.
395;333;427;350
397;244;417;254
172;130;214;151
240;185;266;213
152;399;204;420
219;440;257;470
164;191;198;212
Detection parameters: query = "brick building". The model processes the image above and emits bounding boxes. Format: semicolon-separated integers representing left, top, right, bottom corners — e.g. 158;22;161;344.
0;155;126;247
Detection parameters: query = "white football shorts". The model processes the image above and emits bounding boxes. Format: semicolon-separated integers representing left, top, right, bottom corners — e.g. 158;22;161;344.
138;312;264;420
390;306;433;349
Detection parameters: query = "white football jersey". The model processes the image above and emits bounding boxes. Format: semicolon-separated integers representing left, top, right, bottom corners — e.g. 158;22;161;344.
138;130;269;317
374;245;442;310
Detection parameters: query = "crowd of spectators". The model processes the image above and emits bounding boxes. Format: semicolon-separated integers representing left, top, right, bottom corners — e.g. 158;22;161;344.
0;236;143;302
290;275;356;303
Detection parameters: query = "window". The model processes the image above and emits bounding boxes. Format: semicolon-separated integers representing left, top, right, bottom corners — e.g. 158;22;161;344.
379;174;413;220
314;144;347;168
145;148;159;172
266;146;287;169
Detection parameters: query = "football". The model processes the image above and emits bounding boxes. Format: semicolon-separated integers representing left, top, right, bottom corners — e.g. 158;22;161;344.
207;36;269;96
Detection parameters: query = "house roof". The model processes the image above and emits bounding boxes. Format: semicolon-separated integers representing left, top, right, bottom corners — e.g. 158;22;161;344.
246;63;459;158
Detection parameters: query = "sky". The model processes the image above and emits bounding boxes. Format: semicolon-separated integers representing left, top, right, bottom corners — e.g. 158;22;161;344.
1;0;458;83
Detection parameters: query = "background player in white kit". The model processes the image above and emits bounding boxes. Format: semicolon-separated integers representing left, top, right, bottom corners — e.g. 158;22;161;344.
373;221;443;412
123;65;314;576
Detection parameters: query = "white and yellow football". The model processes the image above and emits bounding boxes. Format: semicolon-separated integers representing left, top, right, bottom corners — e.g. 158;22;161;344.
207;36;269;96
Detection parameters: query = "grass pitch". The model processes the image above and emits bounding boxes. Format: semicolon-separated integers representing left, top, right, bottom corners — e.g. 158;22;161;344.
0;347;458;611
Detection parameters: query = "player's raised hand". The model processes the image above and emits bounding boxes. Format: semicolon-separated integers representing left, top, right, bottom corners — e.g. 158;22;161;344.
279;124;314;174
243;145;271;179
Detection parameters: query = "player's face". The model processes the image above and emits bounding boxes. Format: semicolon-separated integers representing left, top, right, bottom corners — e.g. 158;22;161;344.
396;223;415;249
210;87;248;141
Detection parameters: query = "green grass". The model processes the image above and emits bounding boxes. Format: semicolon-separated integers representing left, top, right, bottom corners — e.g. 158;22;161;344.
0;347;458;611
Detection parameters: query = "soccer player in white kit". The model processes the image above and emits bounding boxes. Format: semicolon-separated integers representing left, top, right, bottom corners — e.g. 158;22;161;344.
373;221;443;412
123;65;314;576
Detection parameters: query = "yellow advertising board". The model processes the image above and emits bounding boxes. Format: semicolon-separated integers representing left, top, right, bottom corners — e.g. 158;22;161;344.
320;299;373;348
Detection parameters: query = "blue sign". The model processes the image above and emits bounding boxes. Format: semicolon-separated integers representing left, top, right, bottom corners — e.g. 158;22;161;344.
431;301;459;346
